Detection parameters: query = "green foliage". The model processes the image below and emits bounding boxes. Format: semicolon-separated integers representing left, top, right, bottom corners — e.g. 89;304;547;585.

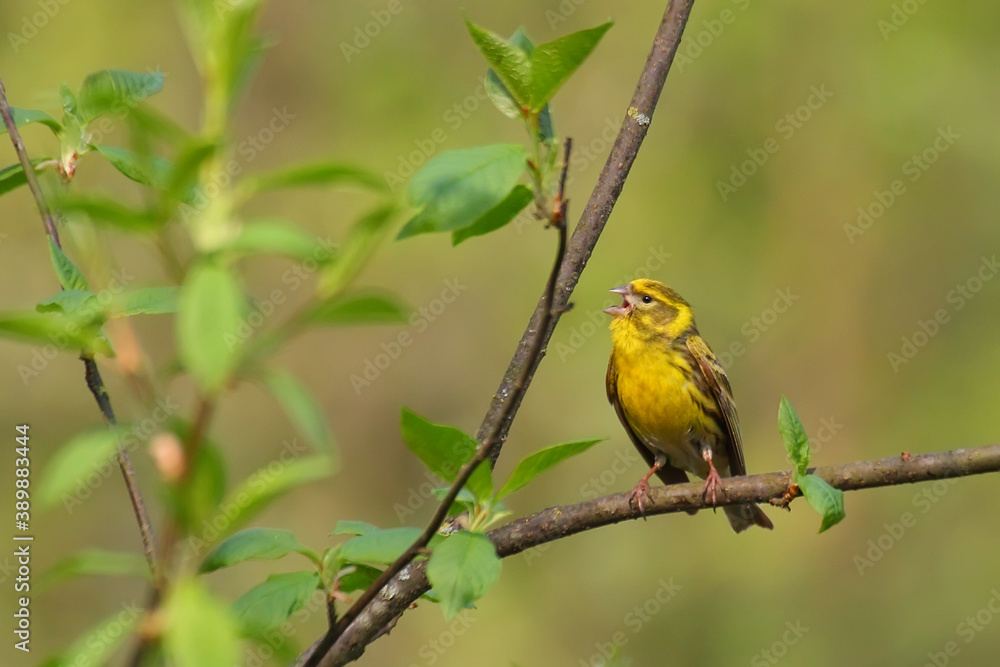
109;286;179;317
38;430;120;507
0;160;45;196
48;239;89;291
53;193;161;232
496;439;604;500
225;219;332;260
778;396;846;533
400;144;527;239
2;107;61;134
76;69;164;123
177;261;246;394
201;456;334;541
339;526;423;565
464;19;612;112
400;408;493;501
308;291;409;326
239;161;388;197
451;184;534;245
41;550;150;589
0;310;109;355
260;368;336;453
200;528;316;573
232;571;320;635
426;531;502;620
779;396;810;477
164;579;240;667
797;475;846;534
317;204;397;298
174;440;227;532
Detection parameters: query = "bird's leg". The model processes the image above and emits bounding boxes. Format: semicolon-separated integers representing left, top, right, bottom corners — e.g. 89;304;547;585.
700;445;724;506
628;454;665;517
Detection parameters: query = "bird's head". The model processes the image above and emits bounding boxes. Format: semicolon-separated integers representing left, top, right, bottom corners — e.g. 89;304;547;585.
604;279;694;341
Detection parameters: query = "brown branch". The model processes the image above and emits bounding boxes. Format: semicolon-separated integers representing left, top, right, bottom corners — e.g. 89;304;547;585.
482;0;695;465
305;1;698;664
0;73;158;578
315;444;1000;666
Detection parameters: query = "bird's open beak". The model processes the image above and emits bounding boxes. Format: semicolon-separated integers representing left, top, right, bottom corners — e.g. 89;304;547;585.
604;284;632;318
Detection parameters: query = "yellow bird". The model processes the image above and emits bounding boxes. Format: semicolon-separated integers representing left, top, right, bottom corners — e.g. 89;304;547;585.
605;279;773;533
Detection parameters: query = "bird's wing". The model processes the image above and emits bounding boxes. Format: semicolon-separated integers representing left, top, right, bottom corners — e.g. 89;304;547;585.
685;335;747;476
606;352;690;486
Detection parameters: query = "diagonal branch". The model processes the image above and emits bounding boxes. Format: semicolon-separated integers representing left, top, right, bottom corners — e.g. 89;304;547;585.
0;73;158;580
316;444;1000;666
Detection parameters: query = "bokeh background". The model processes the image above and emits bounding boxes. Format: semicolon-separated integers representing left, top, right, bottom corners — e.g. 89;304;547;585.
2;0;999;665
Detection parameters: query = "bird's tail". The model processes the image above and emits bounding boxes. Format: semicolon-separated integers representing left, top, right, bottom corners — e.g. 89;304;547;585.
724;503;774;533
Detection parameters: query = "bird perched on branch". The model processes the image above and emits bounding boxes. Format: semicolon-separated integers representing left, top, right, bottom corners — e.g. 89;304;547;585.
605;279;773;533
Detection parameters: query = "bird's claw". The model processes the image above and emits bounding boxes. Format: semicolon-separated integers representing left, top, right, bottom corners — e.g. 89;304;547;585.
702;466;723;506
628;479;654;518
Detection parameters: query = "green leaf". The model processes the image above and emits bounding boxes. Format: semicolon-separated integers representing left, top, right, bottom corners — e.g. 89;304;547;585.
426;531;501;620
452;184;532;245
331;520;379;536
109;286;179;317
496;438;604;500
3;108;61;134
91;144;175;192
526;22;613;110
175;440;227;533
466;20;612;112
797;474;846;533
465;21;533;110
177;261;246;394
55;193;161;232
239;161;388;197
36;290;97;316
39;429;120;507
77;69;164;123
340;526;422;565
317;204;397;298
227;220;334;261
164;579;240;667
0;310;109;355
399;144;526;239
167;140;218;203
308;291;409;326
400;408;493;501
48;239;90;291
261;368;335;453
337;563;383;593
41;549;150;589
200;528;311;573
482;29;555;142
778;395;810;478
232;571;319;635
0;161;43;197
207;456;334;538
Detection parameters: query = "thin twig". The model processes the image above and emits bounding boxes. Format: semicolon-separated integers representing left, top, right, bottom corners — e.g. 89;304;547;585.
317;443;1000;666
0;73;159;578
303;139;574;667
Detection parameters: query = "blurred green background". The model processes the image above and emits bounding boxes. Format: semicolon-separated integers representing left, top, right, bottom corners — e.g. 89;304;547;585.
2;0;999;665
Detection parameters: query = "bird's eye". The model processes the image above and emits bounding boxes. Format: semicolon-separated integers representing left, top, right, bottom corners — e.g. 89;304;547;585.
641;295;653;304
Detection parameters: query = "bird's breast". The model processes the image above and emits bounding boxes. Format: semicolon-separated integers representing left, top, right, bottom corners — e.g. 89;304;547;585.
613;342;722;474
